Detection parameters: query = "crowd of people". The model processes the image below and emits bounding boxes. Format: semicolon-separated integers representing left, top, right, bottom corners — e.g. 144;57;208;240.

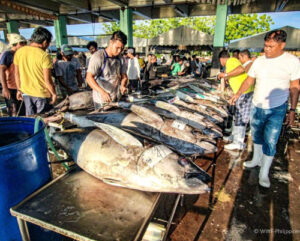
0;27;299;189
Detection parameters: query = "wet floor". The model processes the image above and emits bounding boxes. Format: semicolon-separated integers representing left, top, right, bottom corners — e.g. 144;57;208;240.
169;129;300;241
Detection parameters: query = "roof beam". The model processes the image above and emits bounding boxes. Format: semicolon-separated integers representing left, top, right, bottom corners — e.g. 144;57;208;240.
106;0;128;7
275;0;289;11
67;13;92;23
173;4;189;17
132;7;152;20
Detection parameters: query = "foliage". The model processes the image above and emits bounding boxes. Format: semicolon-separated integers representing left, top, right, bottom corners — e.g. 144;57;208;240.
102;13;273;43
225;14;274;42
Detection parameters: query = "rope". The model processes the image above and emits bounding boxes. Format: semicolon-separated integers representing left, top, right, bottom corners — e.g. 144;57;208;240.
34;117;70;170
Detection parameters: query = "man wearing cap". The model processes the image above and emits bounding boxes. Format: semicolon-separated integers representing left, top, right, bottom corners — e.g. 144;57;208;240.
86;31;128;109
55;44;83;97
14;27;57;115
0;33;26;116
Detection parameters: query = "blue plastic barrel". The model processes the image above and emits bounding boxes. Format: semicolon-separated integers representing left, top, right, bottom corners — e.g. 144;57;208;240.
0;117;52;241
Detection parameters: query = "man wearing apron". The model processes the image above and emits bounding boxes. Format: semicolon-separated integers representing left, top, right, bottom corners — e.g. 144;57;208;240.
86;31;128;109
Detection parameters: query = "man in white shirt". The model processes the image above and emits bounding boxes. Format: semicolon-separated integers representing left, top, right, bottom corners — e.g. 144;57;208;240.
230;29;300;188
127;48;140;93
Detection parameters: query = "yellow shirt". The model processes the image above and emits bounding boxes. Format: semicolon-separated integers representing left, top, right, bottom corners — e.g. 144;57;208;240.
226;57;254;94
14;46;52;98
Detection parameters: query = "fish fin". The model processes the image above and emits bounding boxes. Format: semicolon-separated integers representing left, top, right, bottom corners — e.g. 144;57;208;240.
94;123;143;147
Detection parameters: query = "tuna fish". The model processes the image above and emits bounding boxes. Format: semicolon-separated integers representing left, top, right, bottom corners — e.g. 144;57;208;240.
140;101;223;138
64;108;217;156
53;91;93;112
51;124;211;194
175;91;229;118
170;98;224;124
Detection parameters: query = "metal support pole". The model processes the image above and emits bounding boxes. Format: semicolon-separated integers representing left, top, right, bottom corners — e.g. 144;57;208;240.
162;194;182;241
54;15;68;48
211;3;228;76
3;29;8;42
120;7;133;47
17;218;31;241
6;20;19;34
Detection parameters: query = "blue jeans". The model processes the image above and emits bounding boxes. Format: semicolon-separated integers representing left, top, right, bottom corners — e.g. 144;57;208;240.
250;102;287;156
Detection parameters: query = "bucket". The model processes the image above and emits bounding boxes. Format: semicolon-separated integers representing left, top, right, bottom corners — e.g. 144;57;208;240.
0;117;52;241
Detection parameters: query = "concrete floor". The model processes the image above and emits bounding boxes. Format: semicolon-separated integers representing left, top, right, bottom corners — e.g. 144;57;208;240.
168;129;300;241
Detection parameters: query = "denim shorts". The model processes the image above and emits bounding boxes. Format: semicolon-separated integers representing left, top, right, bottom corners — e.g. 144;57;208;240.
250;101;287;156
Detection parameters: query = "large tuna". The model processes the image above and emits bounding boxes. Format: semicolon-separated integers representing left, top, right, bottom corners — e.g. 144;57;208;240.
64;107;217;156
51;123;211;194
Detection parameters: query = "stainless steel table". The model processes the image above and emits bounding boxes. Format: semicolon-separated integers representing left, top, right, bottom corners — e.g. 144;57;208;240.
10;167;161;241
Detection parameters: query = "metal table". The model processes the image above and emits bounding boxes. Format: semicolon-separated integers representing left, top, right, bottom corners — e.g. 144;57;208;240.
10;167;161;241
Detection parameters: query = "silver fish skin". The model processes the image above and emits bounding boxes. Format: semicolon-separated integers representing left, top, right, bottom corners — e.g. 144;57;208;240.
64;111;217;155
141;103;222;139
51;126;210;194
171;99;224;124
54;91;93;111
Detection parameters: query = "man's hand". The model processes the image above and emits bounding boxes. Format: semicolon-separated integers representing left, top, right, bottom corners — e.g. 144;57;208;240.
16;90;23;101
120;85;127;95
217;72;226;80
286;111;296;126
229;93;240;105
100;90;112;103
50;94;57;105
2;88;10;99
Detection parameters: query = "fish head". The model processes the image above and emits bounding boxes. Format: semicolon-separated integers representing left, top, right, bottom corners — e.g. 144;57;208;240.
136;145;211;194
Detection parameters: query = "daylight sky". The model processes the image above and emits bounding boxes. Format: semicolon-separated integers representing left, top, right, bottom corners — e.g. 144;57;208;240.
1;11;300;40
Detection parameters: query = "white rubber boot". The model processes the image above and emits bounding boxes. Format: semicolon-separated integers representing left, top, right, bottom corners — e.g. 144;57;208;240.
223;134;233;142
259;155;274;188
224;126;246;150
243;144;263;168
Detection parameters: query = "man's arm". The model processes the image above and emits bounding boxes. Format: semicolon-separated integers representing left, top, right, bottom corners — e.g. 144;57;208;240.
0;65;10;99
43;68;57;105
86;72;111;102
287;79;300;125
76;69;83;87
14;65;23;101
57;76;73;95
229;76;256;105
120;73;128;95
218;65;245;79
244;62;253;73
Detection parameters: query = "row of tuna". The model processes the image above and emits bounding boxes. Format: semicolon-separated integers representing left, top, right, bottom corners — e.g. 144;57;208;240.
50;78;228;194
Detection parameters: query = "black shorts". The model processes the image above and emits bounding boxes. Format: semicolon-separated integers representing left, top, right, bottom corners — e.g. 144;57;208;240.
4;89;25;116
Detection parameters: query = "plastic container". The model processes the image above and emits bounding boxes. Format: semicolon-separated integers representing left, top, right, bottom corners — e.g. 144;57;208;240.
0;117;52;241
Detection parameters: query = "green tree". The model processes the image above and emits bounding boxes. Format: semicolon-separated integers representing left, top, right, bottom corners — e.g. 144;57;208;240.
102;21;120;34
225;14;274;42
102;14;273;43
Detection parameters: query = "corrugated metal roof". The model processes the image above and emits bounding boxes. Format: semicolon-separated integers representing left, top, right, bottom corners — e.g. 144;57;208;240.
229;26;300;50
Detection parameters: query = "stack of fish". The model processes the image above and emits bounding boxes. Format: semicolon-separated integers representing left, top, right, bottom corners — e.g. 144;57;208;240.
49;77;229;193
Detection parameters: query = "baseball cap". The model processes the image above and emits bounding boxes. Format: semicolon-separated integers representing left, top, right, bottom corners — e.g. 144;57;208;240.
61;44;74;56
7;33;26;46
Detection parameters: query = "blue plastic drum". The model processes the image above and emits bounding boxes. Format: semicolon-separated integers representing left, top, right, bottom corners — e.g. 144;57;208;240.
0;117;52;241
